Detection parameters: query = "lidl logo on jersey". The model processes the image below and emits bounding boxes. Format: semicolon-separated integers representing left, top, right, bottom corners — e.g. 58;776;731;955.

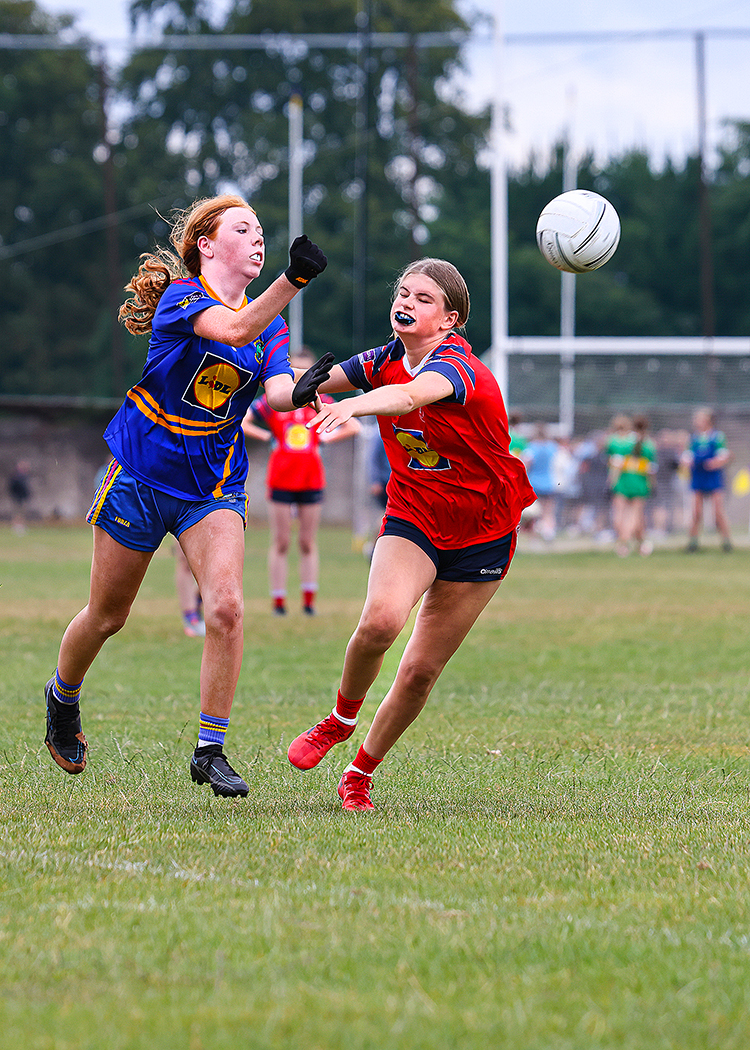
284;422;312;451
183;352;255;418
393;426;450;471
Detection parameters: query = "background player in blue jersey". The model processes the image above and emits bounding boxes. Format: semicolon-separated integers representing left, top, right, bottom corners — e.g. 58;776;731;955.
683;406;733;552
43;193;332;797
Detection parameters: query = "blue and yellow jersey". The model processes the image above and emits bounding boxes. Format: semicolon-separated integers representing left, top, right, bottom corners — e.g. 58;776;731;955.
104;276;293;500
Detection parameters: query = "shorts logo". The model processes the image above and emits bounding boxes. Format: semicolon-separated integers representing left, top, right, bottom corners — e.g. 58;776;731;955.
480;567;504;574
183;352;255;419
178;291;205;309
393;426;450;472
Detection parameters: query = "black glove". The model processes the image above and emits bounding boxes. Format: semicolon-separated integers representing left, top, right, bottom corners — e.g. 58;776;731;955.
285;235;328;289
292;352;336;408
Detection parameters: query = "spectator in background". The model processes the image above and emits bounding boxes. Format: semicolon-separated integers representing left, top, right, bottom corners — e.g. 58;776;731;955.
243;348;360;615
508;411;528;459
683;407;733;552
368;426;391;511
609;413;657;557
8;459;31;534
652;429;686;536
606;414;633;543
524;425;559;541
552;435;579;532
573;431;611;538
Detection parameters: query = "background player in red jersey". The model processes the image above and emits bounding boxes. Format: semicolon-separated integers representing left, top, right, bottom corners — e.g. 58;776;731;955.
287;258;536;809
242;348;360;616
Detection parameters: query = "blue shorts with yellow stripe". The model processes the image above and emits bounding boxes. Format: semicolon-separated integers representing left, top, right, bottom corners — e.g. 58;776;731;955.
87;460;247;552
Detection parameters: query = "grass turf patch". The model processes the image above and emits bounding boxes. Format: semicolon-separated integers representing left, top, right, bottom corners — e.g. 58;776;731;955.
2;526;750;1048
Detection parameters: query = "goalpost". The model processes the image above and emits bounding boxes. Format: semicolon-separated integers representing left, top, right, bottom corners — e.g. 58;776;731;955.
498;335;750;537
502;336;750;435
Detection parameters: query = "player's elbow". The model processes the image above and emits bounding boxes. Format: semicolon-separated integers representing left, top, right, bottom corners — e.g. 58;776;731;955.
393;390;417;415
265;384;294;412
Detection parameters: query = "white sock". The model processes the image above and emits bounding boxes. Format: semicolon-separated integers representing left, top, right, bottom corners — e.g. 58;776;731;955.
344;762;372;777
331;708;358;727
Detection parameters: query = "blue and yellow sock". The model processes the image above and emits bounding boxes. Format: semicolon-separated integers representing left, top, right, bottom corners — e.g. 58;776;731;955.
197;713;230;750
53;670;83;706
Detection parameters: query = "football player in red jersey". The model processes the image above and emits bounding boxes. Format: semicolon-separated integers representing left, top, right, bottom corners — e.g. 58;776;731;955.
243;349;360;616
287;258;536;809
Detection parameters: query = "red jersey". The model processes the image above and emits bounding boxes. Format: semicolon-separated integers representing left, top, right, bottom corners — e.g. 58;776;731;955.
250;395;330;492
341;336;536;548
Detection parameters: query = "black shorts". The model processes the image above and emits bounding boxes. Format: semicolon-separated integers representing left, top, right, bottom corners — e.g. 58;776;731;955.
379;516;517;583
269;488;324;505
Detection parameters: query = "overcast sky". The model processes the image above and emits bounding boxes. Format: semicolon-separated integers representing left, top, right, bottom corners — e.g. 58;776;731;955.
39;0;750;168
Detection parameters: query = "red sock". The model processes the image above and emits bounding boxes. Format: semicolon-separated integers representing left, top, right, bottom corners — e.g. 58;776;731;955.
302;588;316;610
273;595;286;612
350;745;381;777
335;689;365;721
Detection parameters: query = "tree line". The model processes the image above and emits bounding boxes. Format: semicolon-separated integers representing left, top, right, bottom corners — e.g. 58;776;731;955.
1;0;749;401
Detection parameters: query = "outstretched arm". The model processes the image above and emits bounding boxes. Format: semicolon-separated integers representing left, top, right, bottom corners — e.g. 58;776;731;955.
262;352;337;413
307;371;454;433
193;236;327;347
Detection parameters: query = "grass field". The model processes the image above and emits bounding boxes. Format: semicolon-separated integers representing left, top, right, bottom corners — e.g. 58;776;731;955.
2;523;750;1049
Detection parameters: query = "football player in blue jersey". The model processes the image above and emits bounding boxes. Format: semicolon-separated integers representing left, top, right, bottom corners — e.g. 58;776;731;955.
683;406;733;552
43;193;332;797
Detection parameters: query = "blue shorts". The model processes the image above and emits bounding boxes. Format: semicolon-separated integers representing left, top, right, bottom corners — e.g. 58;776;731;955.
379;516;517;583
691;472;724;493
87;460;247;552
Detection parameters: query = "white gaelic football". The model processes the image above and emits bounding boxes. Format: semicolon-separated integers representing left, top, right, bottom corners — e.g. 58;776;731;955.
536;189;621;274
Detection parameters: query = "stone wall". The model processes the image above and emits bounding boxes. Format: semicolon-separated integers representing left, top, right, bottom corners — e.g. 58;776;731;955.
2;409;749;535
0;413;363;527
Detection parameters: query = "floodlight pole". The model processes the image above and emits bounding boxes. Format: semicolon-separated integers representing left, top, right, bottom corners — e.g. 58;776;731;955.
489;2;509;399
288;91;304;355
559;87;578;437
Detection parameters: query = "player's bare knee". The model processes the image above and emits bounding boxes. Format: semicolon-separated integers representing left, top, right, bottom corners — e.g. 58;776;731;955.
354;611;402;654
398;658;441;699
204;590;244;634
93;604;131;638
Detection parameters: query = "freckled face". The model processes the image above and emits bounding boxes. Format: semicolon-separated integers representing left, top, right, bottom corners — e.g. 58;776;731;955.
202;206;265;281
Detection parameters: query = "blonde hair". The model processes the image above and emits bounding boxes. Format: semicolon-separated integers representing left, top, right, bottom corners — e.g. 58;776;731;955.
393;258;470;331
119;194;253;335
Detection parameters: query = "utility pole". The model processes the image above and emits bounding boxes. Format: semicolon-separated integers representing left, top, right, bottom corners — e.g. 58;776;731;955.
288;91;304;354
695;31;716;340
352;0;372;356
406;36;421;261
489;0;508;396
97;48;124;397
